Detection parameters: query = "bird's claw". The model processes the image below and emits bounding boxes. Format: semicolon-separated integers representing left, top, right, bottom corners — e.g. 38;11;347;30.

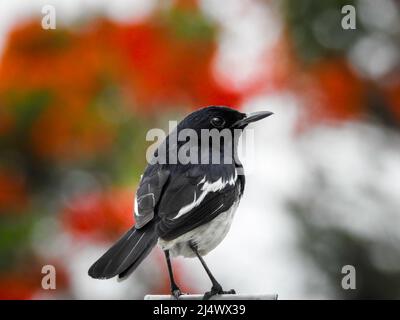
203;286;236;300
224;289;236;295
172;289;183;299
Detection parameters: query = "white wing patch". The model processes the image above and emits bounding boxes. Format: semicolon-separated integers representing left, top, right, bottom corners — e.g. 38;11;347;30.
134;195;139;216
173;171;237;220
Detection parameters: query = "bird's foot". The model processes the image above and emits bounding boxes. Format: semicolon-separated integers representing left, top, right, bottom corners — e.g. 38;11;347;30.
203;285;236;300
171;288;184;300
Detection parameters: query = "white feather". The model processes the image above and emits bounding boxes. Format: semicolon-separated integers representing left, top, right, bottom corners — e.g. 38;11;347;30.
159;201;239;257
134;196;139;216
174;172;237;220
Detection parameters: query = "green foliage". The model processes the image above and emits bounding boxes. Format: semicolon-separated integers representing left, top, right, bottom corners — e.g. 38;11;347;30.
283;0;363;63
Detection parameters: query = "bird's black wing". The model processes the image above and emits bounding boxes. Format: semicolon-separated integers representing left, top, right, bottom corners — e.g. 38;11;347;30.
88;164;168;279
134;165;170;229
156;164;241;241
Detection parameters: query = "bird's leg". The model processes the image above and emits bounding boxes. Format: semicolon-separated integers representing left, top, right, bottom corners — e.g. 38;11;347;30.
189;242;236;300
164;250;183;299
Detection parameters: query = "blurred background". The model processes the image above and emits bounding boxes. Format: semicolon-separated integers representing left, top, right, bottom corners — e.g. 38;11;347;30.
0;0;399;299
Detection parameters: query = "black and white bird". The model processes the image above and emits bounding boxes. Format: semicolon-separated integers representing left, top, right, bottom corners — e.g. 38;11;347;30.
88;106;273;299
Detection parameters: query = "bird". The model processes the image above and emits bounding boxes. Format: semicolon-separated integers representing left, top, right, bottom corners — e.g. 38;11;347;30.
88;106;273;299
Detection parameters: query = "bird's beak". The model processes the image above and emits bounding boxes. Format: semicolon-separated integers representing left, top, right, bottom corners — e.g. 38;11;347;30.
232;111;273;129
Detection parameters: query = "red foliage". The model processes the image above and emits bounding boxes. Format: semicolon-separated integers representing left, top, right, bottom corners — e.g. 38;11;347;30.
296;58;365;126
0;170;28;213
115;20;241;110
0;21;119;161
0;109;14;136
385;80;400;121
0;15;241;161
0;261;68;300
61;189;135;240
0;275;37;300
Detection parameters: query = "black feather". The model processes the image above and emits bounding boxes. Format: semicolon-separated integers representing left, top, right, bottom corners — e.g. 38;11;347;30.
157;178;240;240
88;222;158;279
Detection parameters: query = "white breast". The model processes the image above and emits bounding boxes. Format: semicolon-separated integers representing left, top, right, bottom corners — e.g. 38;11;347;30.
158;202;239;258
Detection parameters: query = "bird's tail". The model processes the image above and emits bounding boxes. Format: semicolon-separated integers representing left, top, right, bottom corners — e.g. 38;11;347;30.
88;222;158;280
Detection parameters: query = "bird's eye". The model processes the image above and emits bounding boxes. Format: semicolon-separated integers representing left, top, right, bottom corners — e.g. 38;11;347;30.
210;117;225;128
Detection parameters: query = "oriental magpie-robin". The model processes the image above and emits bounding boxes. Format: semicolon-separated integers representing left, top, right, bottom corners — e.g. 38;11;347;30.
88;106;273;299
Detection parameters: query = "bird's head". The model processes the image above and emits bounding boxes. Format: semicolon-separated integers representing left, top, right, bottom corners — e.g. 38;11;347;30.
178;106;273;133
160;106;273;166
